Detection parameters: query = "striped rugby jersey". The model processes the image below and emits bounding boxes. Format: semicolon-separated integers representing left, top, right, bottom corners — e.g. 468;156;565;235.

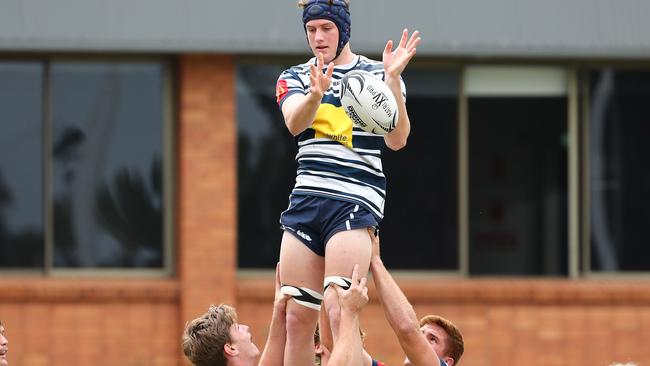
276;55;406;220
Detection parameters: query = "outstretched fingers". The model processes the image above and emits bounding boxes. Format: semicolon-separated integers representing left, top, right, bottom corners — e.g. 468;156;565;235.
384;39;394;56
309;62;318;86
349;264;368;299
309;52;333;95
337;264;369;311
326;62;334;79
407;30;421;50
398;28;409;49
275;262;281;291
350;263;360;287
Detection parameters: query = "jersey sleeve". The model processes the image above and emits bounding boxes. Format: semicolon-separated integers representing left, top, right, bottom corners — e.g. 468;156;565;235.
276;69;308;108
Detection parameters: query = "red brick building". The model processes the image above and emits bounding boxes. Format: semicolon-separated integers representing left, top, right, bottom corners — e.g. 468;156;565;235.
2;1;650;365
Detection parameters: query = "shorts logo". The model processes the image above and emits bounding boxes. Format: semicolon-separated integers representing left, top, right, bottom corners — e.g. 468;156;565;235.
297;230;312;242
276;79;288;104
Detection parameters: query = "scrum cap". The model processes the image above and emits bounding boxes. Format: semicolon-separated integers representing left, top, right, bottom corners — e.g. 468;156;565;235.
302;0;351;60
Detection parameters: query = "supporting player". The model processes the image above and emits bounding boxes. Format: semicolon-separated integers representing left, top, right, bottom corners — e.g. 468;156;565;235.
0;321;8;366
276;1;420;365
181;264;288;366
369;229;464;366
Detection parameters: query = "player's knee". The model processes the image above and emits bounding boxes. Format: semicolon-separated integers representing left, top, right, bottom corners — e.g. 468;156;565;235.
323;290;341;329
286;309;316;338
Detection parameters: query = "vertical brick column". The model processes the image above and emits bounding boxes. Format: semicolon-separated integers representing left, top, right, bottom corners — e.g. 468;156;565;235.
178;54;237;359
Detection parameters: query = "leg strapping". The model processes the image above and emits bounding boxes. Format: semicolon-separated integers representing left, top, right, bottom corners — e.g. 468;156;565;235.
323;276;352;291
280;284;323;311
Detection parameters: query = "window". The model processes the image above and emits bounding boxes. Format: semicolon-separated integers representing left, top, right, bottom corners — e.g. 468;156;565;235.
381;69;459;270
0;59;170;271
587;69;650;273
237;62;295;268
0;62;44;268
466;66;569;276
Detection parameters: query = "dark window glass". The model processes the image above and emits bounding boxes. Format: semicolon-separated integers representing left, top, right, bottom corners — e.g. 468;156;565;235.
381;69;459;270
469;97;568;276
51;62;165;268
589;70;650;272
0;62;44;268
237;63;295;268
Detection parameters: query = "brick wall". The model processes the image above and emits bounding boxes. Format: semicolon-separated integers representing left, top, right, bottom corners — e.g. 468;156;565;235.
0;279;179;366
0;54;238;366
177;54;237;364
2;55;650;366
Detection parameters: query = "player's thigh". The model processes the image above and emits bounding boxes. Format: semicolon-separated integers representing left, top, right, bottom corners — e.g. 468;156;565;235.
324;228;371;278
279;230;324;290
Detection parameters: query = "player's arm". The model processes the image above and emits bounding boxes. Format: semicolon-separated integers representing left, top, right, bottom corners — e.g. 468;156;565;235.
328;264;368;366
258;263;289;366
321;283;374;366
368;230;440;366
382;29;421;151
281;53;334;136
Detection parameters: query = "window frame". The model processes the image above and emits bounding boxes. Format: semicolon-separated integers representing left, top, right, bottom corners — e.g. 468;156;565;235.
579;64;650;278
0;54;175;277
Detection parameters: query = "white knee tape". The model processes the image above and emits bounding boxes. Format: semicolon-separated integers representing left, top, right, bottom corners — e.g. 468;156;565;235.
323;276;352;291
280;285;323;311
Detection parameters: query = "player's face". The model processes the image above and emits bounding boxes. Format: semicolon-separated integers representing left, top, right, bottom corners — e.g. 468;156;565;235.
229;323;260;361
421;323;448;358
404;323;452;366
305;19;339;63
0;325;8;366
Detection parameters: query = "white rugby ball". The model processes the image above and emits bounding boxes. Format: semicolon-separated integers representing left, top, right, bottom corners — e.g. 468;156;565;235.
340;70;399;135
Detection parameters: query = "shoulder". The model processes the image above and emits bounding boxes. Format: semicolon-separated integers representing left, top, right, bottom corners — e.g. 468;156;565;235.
352;55;385;79
355;55;383;72
280;58;314;76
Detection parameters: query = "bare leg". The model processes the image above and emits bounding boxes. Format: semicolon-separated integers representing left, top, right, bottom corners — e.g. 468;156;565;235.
280;231;324;366
323;228;371;344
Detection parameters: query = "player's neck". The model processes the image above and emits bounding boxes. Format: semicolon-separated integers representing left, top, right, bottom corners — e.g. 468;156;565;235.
332;46;355;66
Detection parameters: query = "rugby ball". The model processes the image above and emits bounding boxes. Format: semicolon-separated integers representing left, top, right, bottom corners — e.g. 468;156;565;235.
340;70;398;135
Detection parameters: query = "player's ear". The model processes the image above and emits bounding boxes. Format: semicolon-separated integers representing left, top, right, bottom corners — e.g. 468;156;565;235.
444;356;454;366
224;343;238;357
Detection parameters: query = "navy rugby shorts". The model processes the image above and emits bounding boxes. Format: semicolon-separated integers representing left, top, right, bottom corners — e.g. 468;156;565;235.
279;194;378;256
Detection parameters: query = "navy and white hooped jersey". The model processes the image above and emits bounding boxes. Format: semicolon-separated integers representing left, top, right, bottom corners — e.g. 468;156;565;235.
275;55;406;220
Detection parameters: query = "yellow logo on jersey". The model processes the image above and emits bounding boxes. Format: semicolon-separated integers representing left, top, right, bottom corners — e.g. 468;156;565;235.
312;103;353;149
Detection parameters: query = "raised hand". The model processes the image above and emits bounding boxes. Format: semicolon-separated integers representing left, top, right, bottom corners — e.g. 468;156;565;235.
382;29;421;79
309;52;335;101
336;264;369;313
273;262;289;314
